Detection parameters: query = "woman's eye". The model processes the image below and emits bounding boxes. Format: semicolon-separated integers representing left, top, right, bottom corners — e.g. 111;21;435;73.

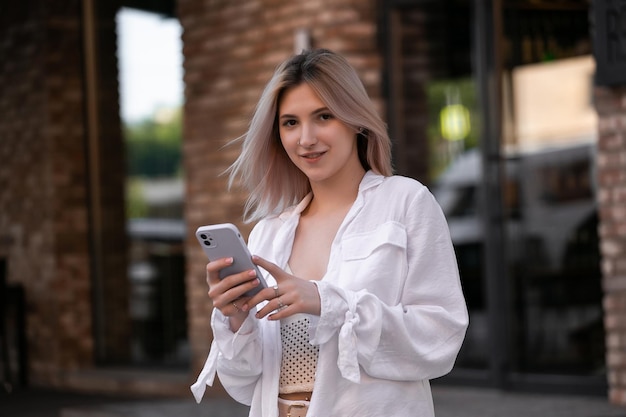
320;113;333;121
282;119;297;127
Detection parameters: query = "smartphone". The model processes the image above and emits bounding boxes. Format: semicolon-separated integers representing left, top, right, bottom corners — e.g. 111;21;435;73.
195;223;267;297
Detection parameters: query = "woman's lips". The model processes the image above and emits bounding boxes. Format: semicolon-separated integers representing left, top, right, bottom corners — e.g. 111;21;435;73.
300;151;326;160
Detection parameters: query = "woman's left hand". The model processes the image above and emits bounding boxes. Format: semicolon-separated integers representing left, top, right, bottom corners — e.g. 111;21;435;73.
244;255;321;320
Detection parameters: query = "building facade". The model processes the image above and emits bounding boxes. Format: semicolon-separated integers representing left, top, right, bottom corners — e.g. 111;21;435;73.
1;0;626;406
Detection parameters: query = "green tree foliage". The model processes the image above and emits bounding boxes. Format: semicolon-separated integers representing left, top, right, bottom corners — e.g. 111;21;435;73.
126;178;148;218
124;107;183;178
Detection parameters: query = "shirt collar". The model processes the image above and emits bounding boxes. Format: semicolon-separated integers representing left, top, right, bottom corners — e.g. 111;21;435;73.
359;170;384;192
278;171;384;222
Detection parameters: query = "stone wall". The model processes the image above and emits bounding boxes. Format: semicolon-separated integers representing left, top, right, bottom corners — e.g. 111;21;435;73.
596;85;626;405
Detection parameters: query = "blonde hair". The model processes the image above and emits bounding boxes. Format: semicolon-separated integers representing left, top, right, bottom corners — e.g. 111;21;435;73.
228;49;393;222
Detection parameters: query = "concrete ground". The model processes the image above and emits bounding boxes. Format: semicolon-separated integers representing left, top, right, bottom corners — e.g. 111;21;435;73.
2;385;626;417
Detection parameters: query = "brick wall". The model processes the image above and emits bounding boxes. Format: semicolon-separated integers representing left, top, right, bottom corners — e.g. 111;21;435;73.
0;0;94;385
179;0;383;383
0;0;128;389
596;85;626;405
393;4;454;184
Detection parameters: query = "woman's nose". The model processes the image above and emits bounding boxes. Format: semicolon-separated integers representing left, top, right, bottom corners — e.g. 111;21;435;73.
298;124;317;147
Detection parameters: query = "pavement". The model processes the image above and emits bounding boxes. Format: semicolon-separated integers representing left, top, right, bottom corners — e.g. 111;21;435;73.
2;384;626;417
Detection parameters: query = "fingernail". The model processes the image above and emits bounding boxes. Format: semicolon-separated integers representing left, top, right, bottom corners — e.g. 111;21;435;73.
226;257;233;264
248;269;257;277
242;304;249;312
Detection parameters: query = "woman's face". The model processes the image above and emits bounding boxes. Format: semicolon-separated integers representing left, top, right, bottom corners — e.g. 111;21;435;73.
278;83;362;187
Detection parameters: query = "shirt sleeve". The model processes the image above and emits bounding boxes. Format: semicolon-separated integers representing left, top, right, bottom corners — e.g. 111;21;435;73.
309;186;469;383
190;308;262;404
190;223;268;405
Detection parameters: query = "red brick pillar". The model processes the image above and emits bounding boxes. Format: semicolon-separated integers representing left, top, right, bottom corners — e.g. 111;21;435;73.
595;85;626;405
0;0;128;388
0;0;96;386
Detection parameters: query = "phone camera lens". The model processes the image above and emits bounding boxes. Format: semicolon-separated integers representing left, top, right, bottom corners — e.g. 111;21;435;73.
203;240;210;245
200;234;207;240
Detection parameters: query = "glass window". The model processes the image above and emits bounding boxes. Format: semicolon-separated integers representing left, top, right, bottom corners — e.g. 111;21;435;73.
385;0;605;382
502;3;604;376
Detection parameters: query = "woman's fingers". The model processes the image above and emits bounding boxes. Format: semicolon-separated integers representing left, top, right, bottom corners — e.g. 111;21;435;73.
204;254;322;320
254;280;320;320
206;258;258;291
243;256;288;310
255;292;293;320
248;255;321;320
205;258;260;316
251;255;282;277
205;257;233;285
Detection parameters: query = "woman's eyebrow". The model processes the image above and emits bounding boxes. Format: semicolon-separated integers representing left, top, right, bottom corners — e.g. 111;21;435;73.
311;107;330;115
279;107;329;119
279;107;330;119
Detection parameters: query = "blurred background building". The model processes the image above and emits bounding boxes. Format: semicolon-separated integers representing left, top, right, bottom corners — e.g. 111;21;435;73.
1;0;626;406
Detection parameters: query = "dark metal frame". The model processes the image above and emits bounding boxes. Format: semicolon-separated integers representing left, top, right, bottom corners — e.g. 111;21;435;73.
591;0;626;86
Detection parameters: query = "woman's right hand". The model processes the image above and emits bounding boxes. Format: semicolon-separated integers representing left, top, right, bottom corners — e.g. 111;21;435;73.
206;257;261;331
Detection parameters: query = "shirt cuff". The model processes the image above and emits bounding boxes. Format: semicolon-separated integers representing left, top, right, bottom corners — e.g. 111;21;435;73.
309;281;362;383
212;309;258;359
189;309;259;403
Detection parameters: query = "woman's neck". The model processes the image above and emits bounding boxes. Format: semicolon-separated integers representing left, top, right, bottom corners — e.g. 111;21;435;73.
306;168;366;216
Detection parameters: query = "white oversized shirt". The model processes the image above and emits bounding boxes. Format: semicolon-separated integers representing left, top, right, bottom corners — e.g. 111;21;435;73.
191;171;469;417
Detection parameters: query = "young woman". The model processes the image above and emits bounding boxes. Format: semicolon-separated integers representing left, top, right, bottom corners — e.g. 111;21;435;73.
191;49;468;417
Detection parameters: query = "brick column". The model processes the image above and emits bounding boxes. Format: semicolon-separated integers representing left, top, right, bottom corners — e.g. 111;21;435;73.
595;85;626;405
0;0;128;388
0;0;95;385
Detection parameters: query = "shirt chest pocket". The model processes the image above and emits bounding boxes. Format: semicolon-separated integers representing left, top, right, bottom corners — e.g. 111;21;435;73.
338;222;408;298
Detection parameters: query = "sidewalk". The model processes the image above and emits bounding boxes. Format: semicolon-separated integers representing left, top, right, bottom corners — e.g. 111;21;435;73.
2;385;626;417
432;386;626;417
